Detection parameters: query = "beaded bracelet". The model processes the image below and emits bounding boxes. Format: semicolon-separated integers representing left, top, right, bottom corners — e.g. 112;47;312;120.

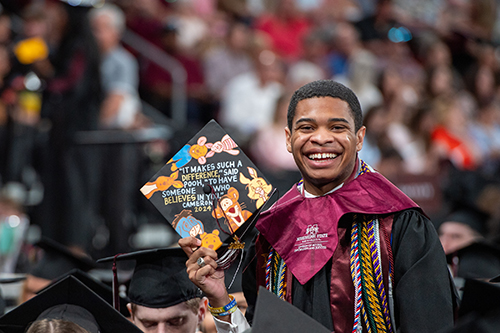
208;294;237;316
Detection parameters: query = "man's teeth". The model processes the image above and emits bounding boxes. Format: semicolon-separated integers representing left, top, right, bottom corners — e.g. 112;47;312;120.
308;153;337;160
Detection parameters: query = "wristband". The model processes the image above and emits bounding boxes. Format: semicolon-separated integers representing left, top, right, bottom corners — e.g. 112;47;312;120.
208;294;236;315
211;305;238;317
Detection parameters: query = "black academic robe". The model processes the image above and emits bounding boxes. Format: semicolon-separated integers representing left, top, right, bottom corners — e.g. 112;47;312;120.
242;169;457;333
243;209;457;333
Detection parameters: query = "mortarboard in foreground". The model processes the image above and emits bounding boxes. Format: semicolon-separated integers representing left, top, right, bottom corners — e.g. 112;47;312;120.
37;268;131;317
490;274;500;283
246;286;331;333
440;278;500;333
140;120;275;254
29;237;95;280
0;275;142;333
97;247;202;309
458;278;500;318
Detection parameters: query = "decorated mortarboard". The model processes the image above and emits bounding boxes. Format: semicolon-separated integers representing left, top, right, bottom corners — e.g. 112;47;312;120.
97;247;202;309
140;120;275;268
447;241;500;280
29;237;95;281
0;275;142;333
247;286;331;333
37;268;131;317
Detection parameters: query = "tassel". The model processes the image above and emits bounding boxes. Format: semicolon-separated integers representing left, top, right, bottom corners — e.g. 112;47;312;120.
112;254;120;312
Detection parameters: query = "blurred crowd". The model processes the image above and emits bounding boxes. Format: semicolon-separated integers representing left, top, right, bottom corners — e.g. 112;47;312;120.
1;0;500;288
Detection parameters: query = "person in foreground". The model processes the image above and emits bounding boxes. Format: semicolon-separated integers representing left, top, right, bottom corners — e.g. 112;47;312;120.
179;80;456;333
98;247;207;333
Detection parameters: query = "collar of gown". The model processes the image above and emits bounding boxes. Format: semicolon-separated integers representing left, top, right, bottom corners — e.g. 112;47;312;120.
256;161;420;285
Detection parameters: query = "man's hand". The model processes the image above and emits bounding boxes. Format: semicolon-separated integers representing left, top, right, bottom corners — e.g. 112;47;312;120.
178;237;232;309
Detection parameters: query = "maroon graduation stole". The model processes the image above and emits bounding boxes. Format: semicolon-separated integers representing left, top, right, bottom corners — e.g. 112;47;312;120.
256;166;419;286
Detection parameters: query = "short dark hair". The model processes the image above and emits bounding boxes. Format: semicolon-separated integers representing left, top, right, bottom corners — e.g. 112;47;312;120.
287;80;363;132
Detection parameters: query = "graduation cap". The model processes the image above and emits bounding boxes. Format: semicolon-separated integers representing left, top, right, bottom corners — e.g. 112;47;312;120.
97;247;202;309
0;275;142;333
246;286;331;333
443;307;500;333
444;278;500;333
0;275;26;316
439;209;487;236
490;274;500;283
29;237;95;281
447;241;500;280
140;119;275;267
39;268;131;317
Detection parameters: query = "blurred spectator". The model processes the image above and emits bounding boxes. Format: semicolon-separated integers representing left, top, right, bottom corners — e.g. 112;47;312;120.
90;4;140;130
378;38;424;94
335;48;382;114
465;59;497;108
375;146;404;181
249;92;297;173
30;1;102;251
123;0;170;47
327;22;361;78
430;97;483;170
355;0;396;52
378;66;415;122
438;209;486;255
387;103;440;175
381;65;434;174
420;37;454;71
202;21;253;100
391;0;445;30
327;0;363;22
0;12;12;45
219;48;284;145
425;65;459;101
469;99;500;175
253;0;311;62
0;194;29;274
165;0;209;53
458;0;498;41
286;29;329;90
140;21;208;124
18;2;48;40
358;105;388;168
89;3;142;255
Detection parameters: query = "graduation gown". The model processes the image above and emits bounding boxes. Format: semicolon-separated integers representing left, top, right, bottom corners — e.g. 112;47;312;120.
242;169;456;333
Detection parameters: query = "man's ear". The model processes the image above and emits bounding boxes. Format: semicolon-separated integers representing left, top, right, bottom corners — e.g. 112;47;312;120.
285;127;292;153
198;297;208;323
126;303;134;320
356;126;366;152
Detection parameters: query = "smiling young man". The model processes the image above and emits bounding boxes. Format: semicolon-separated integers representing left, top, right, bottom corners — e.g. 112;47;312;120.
180;80;456;333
